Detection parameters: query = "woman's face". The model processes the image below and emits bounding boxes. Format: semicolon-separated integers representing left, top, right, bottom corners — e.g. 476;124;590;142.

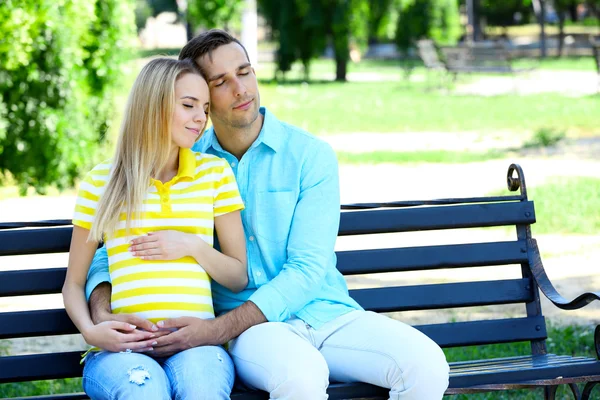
171;72;210;149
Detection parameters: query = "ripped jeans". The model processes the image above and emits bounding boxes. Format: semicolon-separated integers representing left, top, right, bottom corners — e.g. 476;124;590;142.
82;346;234;400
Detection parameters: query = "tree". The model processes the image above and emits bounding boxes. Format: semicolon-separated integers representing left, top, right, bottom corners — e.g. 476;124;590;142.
368;0;396;43
395;0;461;53
188;0;244;32
259;0;369;82
0;0;136;194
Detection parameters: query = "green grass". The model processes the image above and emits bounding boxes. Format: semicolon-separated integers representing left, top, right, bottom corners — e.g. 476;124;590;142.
491;176;600;235
259;80;600;136
337;150;506;164
0;379;83;398
0;324;595;398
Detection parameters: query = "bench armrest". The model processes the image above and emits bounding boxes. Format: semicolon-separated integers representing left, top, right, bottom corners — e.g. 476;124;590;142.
528;238;600;311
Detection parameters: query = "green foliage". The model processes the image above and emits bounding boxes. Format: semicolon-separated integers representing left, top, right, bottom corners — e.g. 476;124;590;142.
523;127;566;148
188;0;243;31
368;0;397;42
135;0;153;31
0;378;83;397
0;0;136;194
258;0;370;81
395;0;461;52
147;0;178;15
0;340;9;356
480;0;534;27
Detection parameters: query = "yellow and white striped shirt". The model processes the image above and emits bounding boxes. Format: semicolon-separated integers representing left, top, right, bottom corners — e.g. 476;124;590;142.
72;148;244;324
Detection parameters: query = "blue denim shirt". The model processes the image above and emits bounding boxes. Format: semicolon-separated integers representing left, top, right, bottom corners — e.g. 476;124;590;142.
86;107;362;329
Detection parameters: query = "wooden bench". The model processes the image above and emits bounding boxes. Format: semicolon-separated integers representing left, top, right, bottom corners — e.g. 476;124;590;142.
1;163;600;399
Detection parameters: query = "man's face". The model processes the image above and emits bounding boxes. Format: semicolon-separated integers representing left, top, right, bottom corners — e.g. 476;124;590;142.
197;43;260;129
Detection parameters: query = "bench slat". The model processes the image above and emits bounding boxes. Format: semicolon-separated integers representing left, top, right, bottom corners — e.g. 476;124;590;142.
417;317;547;347
0;279;532;339
0;268;67;297
0;309;77;339
0;227;72;256
0;240;528;296
0;202;536;257
339;201;535;236
350;278;533;312
0;310;545;349
0;351;83;383
337;240;528;275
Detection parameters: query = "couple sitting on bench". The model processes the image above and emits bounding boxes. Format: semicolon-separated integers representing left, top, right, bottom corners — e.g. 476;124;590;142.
63;29;449;400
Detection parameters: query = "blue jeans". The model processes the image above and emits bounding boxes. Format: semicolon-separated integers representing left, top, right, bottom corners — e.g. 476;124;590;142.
82;346;234;400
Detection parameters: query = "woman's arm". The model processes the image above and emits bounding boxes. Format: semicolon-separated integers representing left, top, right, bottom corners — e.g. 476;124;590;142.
63;226;157;351
129;210;247;292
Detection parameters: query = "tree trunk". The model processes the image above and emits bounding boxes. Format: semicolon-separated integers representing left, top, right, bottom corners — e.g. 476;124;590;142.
558;13;565;57
533;0;547;58
335;56;347;82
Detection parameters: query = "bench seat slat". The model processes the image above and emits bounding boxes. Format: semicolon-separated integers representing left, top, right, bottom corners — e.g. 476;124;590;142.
337;241;528;275
448;356;600;388
416;317;547;347
349;278;533;312
339;201;535;236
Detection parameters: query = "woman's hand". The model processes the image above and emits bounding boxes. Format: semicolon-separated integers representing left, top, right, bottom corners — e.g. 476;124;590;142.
130;231;194;261
82;321;158;353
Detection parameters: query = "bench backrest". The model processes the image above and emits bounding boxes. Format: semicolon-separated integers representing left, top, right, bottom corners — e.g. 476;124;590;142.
416;40;445;69
441;42;512;71
0;164;547;385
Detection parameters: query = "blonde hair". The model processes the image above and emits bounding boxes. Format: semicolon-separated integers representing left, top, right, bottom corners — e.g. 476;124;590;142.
89;58;203;242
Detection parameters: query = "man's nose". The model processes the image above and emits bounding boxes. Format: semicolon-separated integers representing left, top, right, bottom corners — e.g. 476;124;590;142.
232;77;247;97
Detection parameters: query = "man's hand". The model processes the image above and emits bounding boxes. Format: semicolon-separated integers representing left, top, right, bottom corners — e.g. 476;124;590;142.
150;317;217;357
88;281;168;350
129;231;193;261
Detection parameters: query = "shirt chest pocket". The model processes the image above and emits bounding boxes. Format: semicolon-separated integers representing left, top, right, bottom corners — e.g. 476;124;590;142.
254;190;296;243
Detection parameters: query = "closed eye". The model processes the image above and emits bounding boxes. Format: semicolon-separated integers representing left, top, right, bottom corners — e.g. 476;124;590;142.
183;104;193;108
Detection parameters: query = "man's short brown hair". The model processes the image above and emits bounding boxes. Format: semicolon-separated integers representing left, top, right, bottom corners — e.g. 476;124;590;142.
179;29;250;75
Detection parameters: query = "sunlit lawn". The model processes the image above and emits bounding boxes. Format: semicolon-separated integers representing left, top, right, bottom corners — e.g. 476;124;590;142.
259;79;600;136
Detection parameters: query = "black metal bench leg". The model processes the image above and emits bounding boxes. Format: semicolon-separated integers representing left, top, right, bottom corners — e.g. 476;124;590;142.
582;381;599;400
545;384;581;400
545;385;558;400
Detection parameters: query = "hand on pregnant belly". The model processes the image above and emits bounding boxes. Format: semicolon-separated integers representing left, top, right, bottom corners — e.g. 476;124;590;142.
129;230;192;261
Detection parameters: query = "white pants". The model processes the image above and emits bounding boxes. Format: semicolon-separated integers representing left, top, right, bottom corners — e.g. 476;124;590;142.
229;310;449;400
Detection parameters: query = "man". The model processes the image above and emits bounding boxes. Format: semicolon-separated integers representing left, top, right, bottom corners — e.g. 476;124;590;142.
86;29;449;399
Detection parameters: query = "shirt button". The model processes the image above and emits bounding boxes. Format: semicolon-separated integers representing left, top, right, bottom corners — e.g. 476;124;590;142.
231;161;237;167
256;271;262;277
249;236;255;241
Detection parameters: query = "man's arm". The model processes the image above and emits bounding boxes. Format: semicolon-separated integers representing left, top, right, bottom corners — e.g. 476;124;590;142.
247;140;340;322
151;300;266;356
